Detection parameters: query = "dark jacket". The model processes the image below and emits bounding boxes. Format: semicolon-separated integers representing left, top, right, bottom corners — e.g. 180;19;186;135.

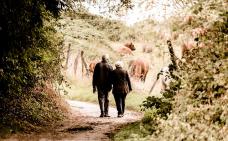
111;67;132;94
92;60;113;92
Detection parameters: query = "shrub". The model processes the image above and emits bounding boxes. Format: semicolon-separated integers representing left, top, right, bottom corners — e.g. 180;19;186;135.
141;96;172;119
0;0;67;132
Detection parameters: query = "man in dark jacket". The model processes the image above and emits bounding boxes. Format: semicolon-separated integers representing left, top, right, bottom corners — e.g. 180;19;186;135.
92;54;113;117
111;61;132;117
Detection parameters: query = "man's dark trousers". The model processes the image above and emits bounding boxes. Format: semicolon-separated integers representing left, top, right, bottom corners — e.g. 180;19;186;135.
113;93;127;115
98;90;109;116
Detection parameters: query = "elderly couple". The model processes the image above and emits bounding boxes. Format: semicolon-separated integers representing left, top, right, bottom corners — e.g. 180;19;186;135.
92;54;132;118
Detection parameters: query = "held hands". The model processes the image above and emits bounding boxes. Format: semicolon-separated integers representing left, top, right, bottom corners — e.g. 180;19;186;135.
129;88;132;93
93;87;97;94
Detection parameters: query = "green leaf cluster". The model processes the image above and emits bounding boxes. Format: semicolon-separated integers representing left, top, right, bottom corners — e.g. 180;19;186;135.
0;0;66;132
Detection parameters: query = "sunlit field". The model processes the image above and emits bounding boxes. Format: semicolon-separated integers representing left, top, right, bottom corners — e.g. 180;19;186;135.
64;78;149;111
60;15;174;112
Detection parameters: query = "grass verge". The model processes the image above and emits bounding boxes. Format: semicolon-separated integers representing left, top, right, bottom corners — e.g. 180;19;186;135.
64;79;148;111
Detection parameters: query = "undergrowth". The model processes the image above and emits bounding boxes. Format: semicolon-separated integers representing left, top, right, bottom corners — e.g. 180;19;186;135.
0;0;69;135
113;0;227;140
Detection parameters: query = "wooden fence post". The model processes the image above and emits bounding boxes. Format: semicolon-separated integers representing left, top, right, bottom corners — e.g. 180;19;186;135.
74;50;81;76
65;43;71;69
81;50;89;77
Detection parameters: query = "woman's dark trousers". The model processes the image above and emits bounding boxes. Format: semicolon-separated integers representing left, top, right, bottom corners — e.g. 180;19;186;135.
113;93;127;115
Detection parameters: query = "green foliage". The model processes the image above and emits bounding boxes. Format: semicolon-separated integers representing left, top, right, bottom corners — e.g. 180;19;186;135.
0;0;66;132
178;45;227;104
112;122;140;141
149;0;227;140
115;0;227;140
133;19;158;41
140;109;159;133
141;96;172;119
57;10;141;67
64;10;136;42
113;109;159;141
112;122;151;141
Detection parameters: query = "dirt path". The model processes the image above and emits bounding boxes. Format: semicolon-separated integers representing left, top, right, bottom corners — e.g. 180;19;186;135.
3;100;143;141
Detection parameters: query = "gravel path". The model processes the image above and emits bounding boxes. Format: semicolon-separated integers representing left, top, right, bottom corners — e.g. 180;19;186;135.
2;100;143;141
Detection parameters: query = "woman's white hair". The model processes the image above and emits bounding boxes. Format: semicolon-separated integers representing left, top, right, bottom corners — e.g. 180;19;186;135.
115;61;124;68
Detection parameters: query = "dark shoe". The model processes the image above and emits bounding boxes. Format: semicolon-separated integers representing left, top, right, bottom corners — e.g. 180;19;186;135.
100;114;104;117
117;114;123;118
104;114;110;117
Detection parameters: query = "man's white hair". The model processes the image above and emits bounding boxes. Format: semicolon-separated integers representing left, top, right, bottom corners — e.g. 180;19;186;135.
115;61;124;68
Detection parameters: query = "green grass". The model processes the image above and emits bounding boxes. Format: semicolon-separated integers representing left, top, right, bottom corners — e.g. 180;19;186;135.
64;79;148;111
111;121;153;141
111;122;141;141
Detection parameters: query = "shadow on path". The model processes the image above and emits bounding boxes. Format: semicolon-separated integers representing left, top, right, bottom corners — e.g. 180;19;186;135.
2;100;143;141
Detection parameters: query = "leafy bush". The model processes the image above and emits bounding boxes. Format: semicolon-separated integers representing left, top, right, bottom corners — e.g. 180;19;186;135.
141;96;172;119
148;0;227;140
140;109;159;133
64;10;136;42
0;0;67;132
115;0;227;140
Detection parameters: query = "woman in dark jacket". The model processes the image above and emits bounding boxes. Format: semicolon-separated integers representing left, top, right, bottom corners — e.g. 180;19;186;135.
111;61;132;117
